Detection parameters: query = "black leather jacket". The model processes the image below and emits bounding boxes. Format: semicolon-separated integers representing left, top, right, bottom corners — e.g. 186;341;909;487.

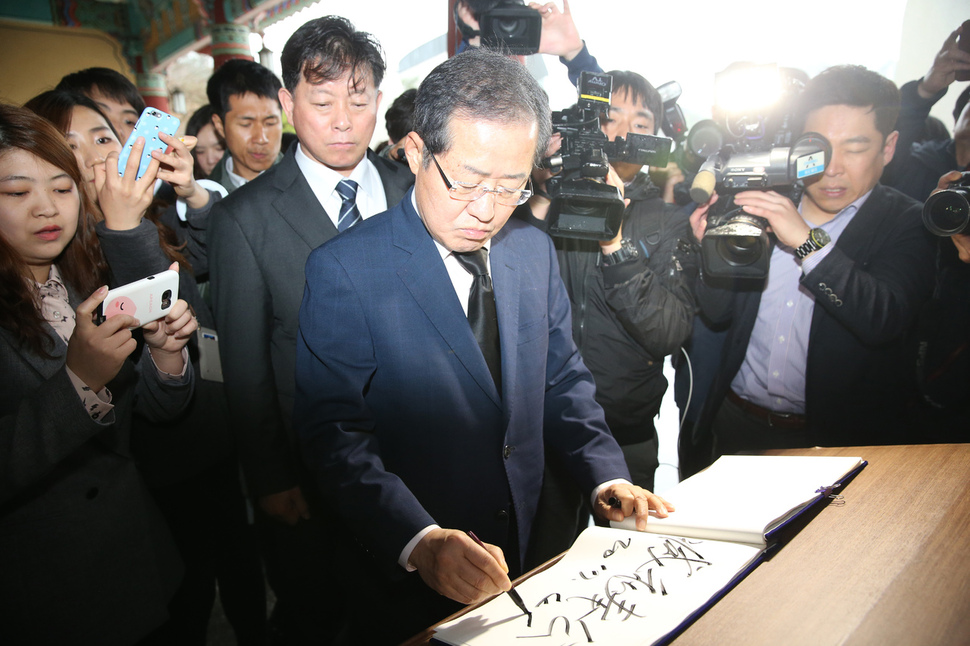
518;173;697;445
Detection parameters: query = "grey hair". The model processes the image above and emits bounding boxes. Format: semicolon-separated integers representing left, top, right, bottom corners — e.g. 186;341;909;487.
412;48;551;167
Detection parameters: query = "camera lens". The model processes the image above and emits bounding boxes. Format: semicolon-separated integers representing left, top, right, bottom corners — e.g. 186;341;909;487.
494;17;526;37
564;202;601;218
686;120;724;160
716;236;762;266
161;289;173;309
922;189;970;237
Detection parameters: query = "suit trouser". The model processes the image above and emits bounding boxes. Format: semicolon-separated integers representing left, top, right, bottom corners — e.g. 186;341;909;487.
139;458;267;646
256;510;346;645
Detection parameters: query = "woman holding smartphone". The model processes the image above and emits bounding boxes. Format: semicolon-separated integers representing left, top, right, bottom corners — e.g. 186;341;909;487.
24;90;216;272
24;91;268;645
0;103;197;644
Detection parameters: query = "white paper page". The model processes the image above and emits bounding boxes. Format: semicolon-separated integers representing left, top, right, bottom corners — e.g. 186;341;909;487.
434;526;763;646
614;455;864;545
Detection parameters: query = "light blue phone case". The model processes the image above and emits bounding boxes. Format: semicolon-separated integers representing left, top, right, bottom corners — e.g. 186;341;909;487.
117;107;181;180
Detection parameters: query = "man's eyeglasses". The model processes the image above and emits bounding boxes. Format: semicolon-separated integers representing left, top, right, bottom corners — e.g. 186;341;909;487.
430;152;533;207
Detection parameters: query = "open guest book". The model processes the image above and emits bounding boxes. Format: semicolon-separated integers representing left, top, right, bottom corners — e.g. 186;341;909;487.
433;454;867;646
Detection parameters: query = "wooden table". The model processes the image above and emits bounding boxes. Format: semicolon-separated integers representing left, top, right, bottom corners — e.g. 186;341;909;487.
405;444;970;646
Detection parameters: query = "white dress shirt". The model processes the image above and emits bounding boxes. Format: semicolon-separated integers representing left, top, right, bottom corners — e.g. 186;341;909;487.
295;144;388;224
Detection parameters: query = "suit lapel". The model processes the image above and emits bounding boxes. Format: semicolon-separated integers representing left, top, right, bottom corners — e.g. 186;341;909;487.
832;184;885;259
392;195;503;407
271;150;338;251
13;279;76;379
0;285;130;457
0;324;65;381
269;147;413;253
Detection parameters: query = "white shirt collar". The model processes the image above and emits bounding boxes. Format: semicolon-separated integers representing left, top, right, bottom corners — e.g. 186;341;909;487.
224;155;250;189
295;144;386;226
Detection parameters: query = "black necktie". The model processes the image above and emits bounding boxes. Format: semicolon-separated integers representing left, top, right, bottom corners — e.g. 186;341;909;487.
335;179;362;232
454;248;502;394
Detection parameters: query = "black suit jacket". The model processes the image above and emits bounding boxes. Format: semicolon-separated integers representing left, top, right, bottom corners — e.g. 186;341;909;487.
693;183;936;450
209;146;414;497
0;289;193;645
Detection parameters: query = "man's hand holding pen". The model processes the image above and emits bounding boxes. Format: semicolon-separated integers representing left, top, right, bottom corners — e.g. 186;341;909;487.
410;528;512;605
409;483;675;606
596;483;675;532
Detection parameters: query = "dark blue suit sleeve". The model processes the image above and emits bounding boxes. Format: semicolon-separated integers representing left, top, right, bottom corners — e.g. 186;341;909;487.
294;246;435;569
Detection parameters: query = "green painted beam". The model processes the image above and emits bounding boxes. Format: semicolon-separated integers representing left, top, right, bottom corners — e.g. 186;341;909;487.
0;0;52;23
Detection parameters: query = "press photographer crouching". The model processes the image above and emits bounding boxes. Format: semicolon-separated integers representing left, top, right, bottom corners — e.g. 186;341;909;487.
517;70;697;565
688;65;936;466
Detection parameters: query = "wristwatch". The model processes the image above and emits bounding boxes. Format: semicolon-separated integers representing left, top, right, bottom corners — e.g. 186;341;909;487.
601;239;640;266
794;228;831;260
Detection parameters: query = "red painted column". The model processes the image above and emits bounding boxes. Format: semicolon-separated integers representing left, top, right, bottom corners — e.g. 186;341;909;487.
134;56;170;112
211;22;254;68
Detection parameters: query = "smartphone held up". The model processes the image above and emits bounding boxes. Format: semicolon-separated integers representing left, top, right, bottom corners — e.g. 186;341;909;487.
98;269;179;328
117;108;180;180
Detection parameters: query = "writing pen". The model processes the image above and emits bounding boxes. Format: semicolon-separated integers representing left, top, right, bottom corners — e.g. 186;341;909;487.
467;530;531;619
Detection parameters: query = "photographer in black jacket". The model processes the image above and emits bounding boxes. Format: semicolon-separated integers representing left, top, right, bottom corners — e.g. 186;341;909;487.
518;71;696;563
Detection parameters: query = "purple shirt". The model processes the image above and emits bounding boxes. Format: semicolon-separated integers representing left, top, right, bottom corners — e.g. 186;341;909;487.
730;190;872;413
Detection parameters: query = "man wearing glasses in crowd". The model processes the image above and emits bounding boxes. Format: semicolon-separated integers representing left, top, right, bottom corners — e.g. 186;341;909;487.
293;49;673;645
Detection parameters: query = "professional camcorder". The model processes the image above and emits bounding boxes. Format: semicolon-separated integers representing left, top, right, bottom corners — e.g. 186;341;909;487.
923;171;970;237
456;0;542;55
690;134;831;279
543;71;672;240
689;64;830;280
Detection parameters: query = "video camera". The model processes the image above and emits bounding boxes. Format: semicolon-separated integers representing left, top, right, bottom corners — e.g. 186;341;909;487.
456;0;542;55
923;171;970;237
543;71;672;240
689;64;830;280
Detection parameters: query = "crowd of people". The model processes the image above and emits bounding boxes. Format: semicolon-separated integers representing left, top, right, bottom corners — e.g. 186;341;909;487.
1;1;968;645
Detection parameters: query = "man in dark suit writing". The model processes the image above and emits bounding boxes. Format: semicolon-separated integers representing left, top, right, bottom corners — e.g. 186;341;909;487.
208;16;413;644
294;49;673;644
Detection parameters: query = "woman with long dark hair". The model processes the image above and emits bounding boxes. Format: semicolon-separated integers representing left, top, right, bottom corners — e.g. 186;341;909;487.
24;90;268;645
24;90;209;268
0;102;197;644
